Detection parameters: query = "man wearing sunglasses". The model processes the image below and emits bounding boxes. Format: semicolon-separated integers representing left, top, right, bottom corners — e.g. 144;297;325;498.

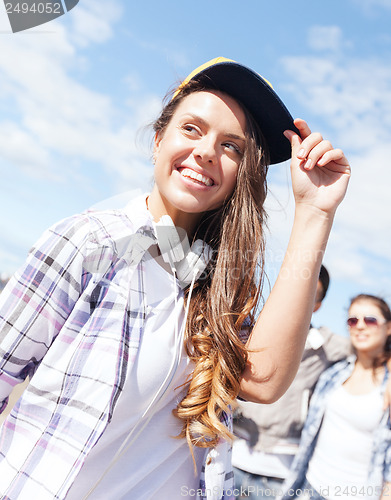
233;265;351;500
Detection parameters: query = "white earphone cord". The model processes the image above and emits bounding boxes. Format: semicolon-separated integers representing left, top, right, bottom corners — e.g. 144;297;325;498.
82;267;197;499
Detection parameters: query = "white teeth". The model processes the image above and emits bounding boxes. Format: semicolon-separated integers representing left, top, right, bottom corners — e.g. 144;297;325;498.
180;168;213;186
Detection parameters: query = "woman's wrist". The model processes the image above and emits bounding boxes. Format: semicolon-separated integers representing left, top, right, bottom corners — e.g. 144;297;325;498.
293;203;335;243
282;204;335;271
294;200;337;225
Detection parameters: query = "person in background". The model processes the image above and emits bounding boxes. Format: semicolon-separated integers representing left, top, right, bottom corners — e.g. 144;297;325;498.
279;294;391;499
233;265;351;499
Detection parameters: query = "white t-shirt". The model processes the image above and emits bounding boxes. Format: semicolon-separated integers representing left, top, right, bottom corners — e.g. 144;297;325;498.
306;384;383;500
232;439;294;479
232;329;338;481
66;251;204;499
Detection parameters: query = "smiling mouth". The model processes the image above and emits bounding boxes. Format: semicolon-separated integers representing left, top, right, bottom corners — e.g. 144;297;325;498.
178;167;214;187
355;334;369;340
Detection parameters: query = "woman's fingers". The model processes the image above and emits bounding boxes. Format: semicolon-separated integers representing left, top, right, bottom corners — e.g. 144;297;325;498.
285;118;350;174
317;148;349;167
285;118;350;172
300;139;333;170
284;118;315;158
283;129;301;148
293;118;312;139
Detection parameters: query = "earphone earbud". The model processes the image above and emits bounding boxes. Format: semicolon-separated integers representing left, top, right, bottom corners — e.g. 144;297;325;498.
153;215;190;265
174;239;213;287
153;216;212;288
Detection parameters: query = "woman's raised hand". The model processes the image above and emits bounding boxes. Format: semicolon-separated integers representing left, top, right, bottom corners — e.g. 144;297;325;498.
284;118;351;217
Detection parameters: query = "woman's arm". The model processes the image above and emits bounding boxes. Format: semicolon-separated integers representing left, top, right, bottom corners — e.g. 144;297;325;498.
240;119;350;403
0;215;93;412
382;361;391;411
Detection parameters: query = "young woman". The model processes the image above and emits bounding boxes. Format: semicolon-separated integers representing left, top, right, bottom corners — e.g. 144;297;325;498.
279;294;391;500
0;57;350;499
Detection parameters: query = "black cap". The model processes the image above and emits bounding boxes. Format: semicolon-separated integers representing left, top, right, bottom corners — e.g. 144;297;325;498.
174;57;299;165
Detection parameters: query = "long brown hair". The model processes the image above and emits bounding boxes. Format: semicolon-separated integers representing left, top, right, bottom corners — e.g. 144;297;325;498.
349;294;391;372
153;80;269;450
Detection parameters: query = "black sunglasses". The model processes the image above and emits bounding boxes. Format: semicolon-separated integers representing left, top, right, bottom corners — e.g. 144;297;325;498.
347;316;382;328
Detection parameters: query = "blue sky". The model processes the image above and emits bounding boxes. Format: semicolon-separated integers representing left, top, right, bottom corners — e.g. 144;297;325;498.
0;0;390;337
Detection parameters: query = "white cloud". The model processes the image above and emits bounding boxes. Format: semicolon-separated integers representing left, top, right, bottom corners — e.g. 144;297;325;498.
0;0;169;276
0;1;159;192
0;248;21;275
68;0;123;47
308;26;343;52
351;0;391;13
0;121;53;177
329;144;391;270
276;51;391;289
281;56;391;146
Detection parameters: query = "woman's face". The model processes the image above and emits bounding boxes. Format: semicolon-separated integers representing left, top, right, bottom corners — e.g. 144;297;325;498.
148;90;247;231
348;299;391;357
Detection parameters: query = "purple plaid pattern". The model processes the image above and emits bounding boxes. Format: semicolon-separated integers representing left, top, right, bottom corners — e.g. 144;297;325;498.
0;195;236;500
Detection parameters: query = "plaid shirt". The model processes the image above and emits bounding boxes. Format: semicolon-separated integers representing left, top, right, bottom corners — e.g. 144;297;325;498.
279;356;391;499
0;195;235;500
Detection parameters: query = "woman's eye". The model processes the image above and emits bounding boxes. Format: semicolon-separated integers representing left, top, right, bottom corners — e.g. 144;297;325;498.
181;124;199;134
224;142;242;155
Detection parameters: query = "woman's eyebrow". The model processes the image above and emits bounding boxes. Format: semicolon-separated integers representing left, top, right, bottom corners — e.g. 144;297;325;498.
224;132;245;143
181;113;245;142
180;113;207;126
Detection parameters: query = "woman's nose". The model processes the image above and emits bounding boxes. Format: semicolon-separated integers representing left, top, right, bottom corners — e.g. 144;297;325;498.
356;318;366;329
193;136;218;165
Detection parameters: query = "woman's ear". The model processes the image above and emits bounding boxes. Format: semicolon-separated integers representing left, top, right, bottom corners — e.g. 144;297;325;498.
153;131;162;159
313;301;322;313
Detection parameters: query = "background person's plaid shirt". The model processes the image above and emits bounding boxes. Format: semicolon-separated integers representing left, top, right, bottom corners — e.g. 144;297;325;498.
278;356;391;499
